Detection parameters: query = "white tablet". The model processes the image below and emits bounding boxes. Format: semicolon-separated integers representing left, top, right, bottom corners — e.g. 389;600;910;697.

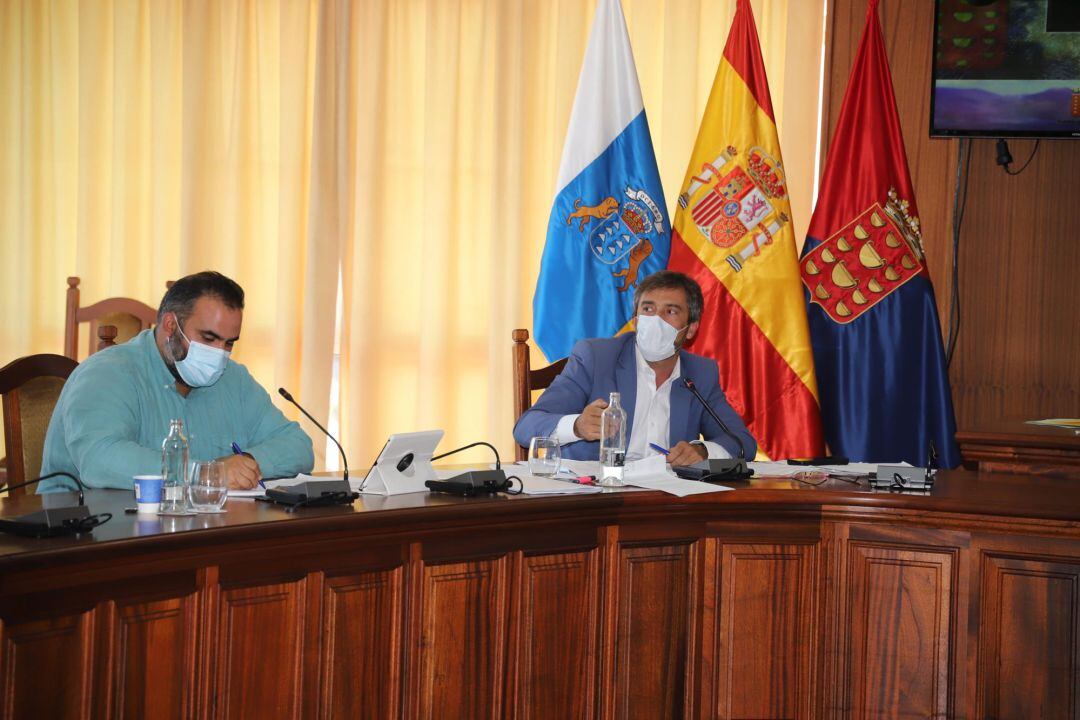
360;429;444;495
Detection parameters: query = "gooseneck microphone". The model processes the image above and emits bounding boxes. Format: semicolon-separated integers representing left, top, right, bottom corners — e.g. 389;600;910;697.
682;378;746;460
679;377;752;481
2;471;88;506
278;387;348;483
266;388;356;510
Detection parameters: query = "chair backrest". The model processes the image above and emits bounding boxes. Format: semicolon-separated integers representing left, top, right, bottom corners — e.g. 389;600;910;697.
0;354;79;494
64;277;173;360
512;329;568;461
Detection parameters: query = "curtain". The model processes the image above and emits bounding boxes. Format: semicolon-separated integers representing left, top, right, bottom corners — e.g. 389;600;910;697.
1;0;825;466
0;0;340;465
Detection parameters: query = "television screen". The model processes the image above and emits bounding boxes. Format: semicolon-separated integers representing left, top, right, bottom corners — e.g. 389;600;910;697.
930;0;1080;138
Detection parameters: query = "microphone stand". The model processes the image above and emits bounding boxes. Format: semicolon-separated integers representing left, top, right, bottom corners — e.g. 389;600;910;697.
0;472;111;538
425;442;517;496
678;378;753;481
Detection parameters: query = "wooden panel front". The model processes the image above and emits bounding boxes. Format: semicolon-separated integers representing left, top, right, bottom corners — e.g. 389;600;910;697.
0;611;93;719
844;538;957;719
714;542;818;720
509;550;599;720
614;542;693;720
321;568;404;719
0;475;1079;718
415;558;507;720
216;580;307;719
978;551;1080;719
110;594;198;720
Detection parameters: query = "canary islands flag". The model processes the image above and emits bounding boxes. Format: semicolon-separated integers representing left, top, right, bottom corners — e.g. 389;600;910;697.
800;0;960;467
667;0;825;460
532;0;669;362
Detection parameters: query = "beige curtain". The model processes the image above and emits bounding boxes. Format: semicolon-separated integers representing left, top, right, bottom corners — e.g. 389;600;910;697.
0;0;340;465
337;0;825;463
1;0;824;467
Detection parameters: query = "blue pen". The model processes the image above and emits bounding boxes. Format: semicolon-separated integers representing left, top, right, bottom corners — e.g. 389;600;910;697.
232;442;266;489
649;442;670;455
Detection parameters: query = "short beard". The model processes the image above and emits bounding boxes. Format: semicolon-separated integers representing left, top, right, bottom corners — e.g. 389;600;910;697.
164;331;188;384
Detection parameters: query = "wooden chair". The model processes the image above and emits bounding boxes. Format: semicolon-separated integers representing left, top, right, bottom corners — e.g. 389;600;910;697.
512;329;568;461
0;354;79;495
64;277;173;360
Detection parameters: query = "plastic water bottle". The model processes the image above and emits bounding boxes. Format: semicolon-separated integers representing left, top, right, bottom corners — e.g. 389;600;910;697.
160;419;190;514
599;392;626;487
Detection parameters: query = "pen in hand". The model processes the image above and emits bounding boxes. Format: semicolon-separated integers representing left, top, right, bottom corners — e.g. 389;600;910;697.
231;442;266;490
649;443;670;456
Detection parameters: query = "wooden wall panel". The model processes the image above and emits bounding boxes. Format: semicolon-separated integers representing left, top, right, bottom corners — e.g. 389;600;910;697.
416;559;507;720
320;568;404;719
111;594;197;720
216;580;307;719
977;551;1080;719
0;612;93;719
947;138;1080;425
844;539;957;719
825;0;1080;430
613;543;692;720
509;550;599;720
713;542;818;720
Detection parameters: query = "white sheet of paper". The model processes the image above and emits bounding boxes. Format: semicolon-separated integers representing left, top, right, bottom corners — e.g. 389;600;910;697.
622;455;731;496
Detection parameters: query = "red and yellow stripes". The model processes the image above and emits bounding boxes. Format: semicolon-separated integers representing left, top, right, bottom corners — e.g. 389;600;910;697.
668;0;823;460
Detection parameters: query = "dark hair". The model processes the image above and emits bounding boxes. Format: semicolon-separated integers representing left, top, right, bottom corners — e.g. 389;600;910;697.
157;271;245;326
632;270;705;324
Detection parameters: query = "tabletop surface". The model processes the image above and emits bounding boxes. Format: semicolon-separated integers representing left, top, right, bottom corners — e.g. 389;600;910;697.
2;467;1079;567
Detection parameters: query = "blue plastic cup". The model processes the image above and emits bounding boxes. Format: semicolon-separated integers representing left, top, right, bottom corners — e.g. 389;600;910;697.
133;474;164;514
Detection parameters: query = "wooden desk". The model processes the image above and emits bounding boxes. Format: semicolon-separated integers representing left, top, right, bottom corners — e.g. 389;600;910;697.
1;472;1078;719
957;418;1080;477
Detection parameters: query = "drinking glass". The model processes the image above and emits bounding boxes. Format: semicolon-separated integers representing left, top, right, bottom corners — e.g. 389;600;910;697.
528;436;561;477
189;460;228;513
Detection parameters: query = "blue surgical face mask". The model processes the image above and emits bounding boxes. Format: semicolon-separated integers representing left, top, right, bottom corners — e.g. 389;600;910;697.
173;322;230;387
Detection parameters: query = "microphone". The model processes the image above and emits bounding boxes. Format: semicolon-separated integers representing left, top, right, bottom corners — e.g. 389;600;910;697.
279;387;348;484
424;441;515;496
267;388;357;509
0;472;111;538
678;377;752;481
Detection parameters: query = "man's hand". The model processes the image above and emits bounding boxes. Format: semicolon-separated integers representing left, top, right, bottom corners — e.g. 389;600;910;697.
573;398;609;441
666;441;707;467
216;453;262;490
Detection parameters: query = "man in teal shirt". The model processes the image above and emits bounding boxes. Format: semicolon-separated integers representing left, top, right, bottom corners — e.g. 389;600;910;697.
40;271;314;491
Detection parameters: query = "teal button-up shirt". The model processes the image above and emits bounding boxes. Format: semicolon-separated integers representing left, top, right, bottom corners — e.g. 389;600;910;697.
40;329;314;491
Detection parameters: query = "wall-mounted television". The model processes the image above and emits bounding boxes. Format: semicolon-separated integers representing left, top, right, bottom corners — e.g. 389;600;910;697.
930;0;1080;138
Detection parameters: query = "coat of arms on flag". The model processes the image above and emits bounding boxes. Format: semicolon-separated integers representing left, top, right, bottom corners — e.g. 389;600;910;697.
567;187;665;292
678;145;791;273
801;187;925;324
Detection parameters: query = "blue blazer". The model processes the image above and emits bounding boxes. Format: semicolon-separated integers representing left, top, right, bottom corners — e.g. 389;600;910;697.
513;334;757;461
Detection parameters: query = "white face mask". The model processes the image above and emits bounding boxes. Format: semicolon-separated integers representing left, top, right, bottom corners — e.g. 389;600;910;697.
173;323;230;387
635;314;687;363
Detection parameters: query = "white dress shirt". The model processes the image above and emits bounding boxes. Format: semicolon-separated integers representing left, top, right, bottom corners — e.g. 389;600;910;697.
553;344;729;460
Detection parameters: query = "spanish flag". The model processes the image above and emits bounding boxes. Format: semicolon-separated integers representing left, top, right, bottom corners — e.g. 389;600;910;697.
667;0;824;460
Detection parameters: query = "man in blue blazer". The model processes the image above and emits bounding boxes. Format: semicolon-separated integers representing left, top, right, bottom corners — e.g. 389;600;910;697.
514;271;756;465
